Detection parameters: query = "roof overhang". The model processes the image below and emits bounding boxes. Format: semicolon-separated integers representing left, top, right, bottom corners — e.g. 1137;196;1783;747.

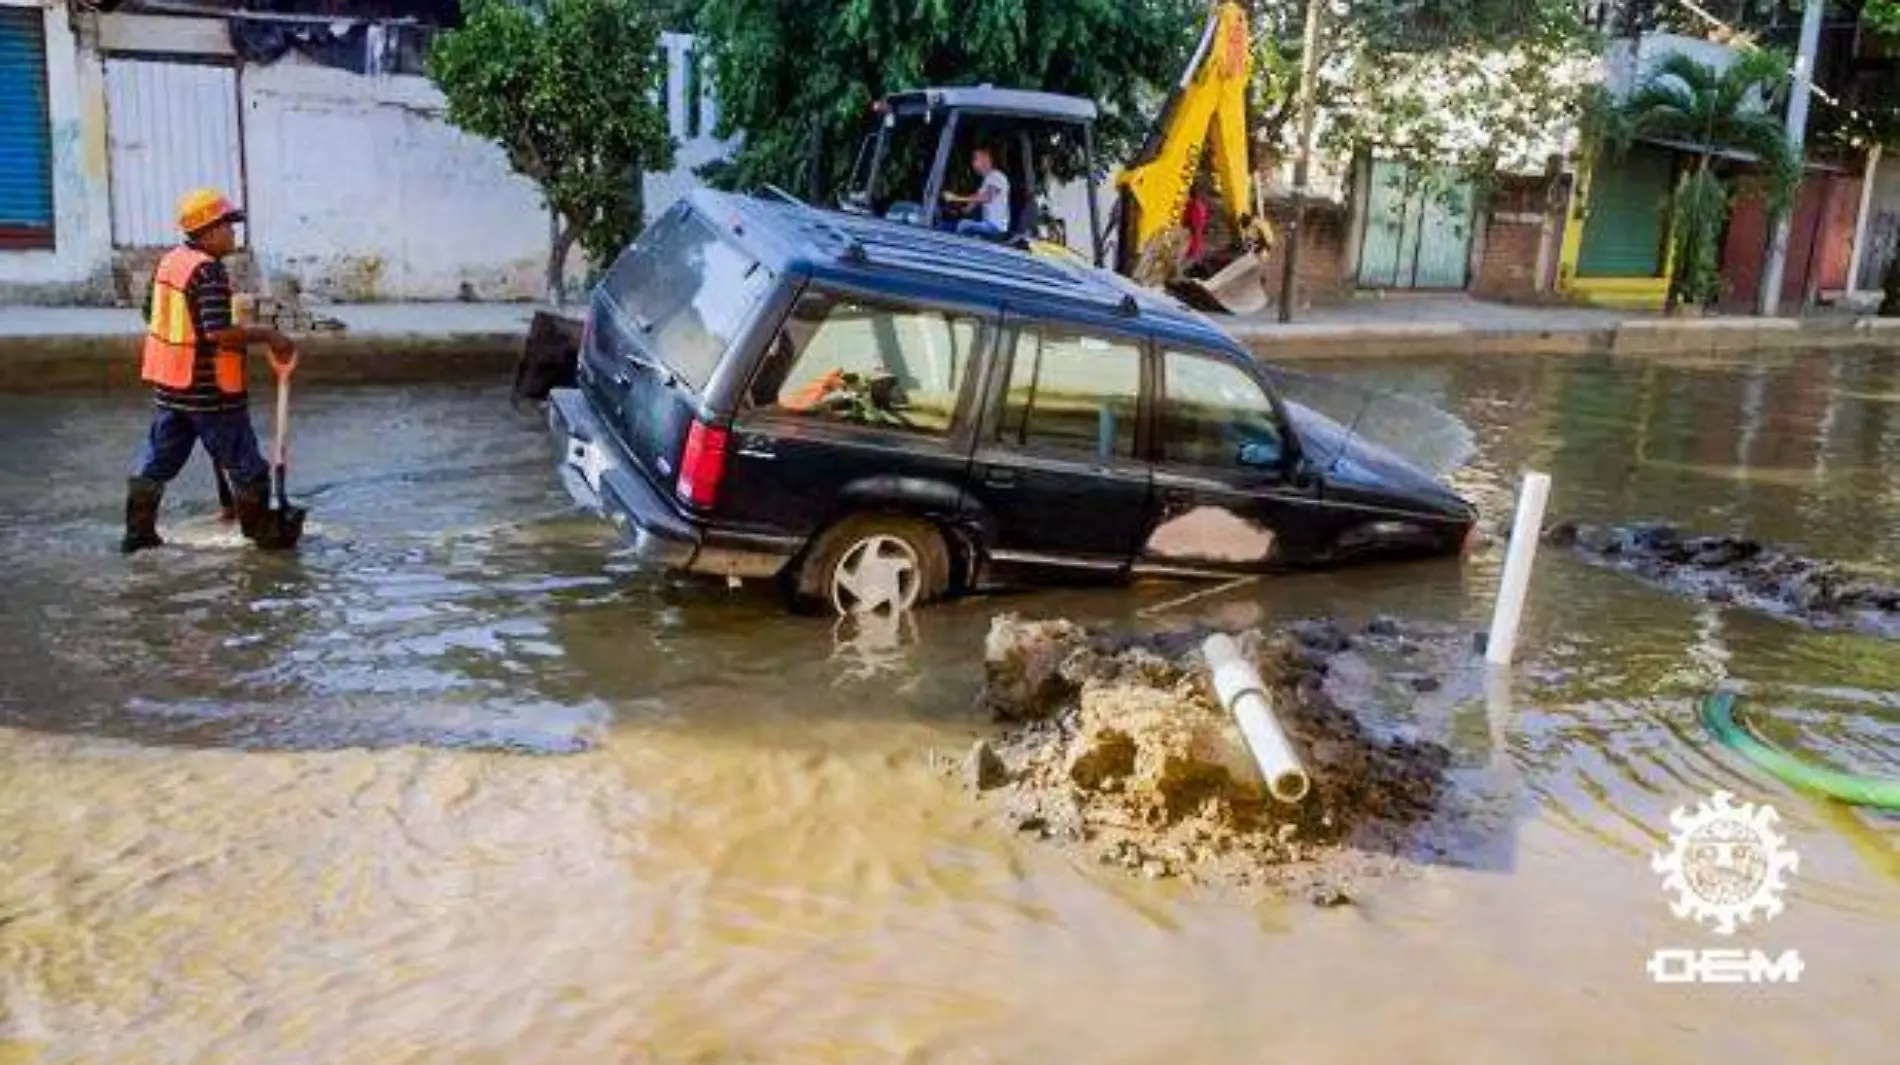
883;87;1098;124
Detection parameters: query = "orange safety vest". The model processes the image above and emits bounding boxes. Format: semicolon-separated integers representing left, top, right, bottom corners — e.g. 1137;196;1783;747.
141;246;244;394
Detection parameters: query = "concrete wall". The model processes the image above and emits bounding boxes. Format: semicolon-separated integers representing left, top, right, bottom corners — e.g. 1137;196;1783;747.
241;56;561;302
0;1;114;303
1856;157;1900;292
1473;175;1564;301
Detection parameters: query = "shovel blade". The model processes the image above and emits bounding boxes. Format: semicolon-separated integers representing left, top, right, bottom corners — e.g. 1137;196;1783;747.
252;505;308;551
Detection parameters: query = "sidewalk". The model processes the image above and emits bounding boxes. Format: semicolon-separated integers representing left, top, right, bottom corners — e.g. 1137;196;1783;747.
1227;293;1900;360
3;294;1896;391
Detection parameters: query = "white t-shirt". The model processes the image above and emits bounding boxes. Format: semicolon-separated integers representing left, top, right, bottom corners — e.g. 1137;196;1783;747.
979;170;1011;231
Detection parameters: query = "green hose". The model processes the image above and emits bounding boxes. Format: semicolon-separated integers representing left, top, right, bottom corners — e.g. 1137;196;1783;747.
1701;690;1900;809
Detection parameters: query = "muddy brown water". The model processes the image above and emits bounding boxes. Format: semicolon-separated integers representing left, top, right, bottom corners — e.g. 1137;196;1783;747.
2;352;1898;1063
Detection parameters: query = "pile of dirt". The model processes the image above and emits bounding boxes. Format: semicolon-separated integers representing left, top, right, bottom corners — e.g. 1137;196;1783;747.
1548;521;1900;638
966;616;1453;901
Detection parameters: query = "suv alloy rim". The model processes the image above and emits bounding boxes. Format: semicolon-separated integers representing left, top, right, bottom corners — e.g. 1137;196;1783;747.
830;534;922;616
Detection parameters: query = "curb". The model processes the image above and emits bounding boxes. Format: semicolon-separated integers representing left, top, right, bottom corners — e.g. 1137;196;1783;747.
0;331;523;392
1231;315;1900;362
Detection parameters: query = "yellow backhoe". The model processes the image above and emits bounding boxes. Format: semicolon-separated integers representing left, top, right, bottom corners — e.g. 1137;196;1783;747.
835;0;1274;314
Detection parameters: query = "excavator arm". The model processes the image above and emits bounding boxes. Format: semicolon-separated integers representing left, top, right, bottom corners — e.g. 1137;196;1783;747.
1115;1;1274;312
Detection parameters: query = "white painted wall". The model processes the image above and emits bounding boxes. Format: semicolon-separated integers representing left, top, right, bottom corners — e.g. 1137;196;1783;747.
642;32;735;225
241;55;563;301
0;1;114;299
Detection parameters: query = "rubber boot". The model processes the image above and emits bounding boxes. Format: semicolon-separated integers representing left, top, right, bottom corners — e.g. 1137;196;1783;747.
121;477;165;554
233;479;269;543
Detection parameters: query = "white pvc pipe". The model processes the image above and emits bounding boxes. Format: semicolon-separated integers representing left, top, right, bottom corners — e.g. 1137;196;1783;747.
1203;634;1311;804
1485;471;1552;667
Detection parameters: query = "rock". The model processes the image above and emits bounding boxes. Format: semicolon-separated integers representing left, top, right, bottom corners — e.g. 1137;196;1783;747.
1364;615;1403;638
1310;885;1355;908
1141;859;1170;880
964;740;1009;792
1542;521;1579;548
1393;672;1441;694
1286;618;1351;654
983;615;1090;721
1575;525;1617;554
1627;523;1680;551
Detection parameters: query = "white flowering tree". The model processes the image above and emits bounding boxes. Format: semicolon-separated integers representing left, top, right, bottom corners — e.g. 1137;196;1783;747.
1250;0;1602;199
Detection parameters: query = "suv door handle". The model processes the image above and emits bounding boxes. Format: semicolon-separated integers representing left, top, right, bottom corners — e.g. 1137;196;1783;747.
1163;486;1193;505
983;466;1017;488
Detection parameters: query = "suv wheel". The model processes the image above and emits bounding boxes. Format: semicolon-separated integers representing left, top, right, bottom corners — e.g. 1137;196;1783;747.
797;515;950;616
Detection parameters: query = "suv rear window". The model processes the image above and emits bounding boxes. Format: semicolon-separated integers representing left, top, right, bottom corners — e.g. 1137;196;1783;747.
747;293;983;436
601;207;769;391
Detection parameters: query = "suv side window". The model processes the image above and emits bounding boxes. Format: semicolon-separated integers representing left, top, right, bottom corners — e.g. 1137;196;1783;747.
1160;350;1287;471
745;293;984;437
996;326;1143;460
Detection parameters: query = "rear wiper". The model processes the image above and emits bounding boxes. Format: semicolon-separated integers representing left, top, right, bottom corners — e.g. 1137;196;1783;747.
625;351;679;389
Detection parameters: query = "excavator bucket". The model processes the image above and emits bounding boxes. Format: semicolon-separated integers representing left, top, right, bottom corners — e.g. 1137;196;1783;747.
1172;253;1270;316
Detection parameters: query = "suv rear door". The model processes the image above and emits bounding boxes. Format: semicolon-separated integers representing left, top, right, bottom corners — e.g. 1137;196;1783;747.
966;312;1152;578
715;286;996;540
584;204;776;491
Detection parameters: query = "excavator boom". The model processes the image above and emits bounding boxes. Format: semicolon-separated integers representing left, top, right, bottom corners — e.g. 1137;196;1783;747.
1115;1;1272;313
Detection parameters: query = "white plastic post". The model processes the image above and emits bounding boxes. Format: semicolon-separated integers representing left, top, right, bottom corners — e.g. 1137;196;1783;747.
1485;471;1551;667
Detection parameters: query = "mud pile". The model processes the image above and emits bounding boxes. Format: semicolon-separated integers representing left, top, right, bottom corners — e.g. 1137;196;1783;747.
968;616;1452;900
1549;521;1900;637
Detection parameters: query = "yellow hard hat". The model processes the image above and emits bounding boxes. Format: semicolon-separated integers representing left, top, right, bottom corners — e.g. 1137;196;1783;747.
176;188;245;236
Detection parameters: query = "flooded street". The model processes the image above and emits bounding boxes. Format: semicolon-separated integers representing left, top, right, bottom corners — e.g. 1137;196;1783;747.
2;350;1898;1063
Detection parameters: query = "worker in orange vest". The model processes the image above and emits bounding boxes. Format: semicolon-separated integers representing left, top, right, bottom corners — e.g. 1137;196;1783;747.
122;188;297;553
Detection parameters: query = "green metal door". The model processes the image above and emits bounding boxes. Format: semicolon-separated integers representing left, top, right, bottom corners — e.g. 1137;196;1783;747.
1357;160;1473;289
1577;146;1674;278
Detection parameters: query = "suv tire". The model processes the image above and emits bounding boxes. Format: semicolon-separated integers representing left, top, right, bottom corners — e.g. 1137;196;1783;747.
794;514;951;616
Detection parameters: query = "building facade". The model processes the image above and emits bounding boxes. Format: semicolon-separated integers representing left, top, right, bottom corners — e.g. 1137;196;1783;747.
0;2;727;306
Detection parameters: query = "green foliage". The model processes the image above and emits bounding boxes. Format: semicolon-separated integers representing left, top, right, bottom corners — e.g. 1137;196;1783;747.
1667;168;1730;308
1609;51;1798;312
1868;0;1900;40
693;0;1203;195
430;0;675;301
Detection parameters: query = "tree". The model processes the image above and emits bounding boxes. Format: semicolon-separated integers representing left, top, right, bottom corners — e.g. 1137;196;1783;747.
430;0;675;305
1251;1;1599;181
1607;51;1800;311
692;0;1204;197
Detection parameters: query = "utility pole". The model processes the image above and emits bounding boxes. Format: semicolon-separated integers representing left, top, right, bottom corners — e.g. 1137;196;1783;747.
1756;0;1825;317
1276;0;1323;323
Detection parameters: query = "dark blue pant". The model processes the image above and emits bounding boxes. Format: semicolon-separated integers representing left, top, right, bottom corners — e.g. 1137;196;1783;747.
134;406;270;489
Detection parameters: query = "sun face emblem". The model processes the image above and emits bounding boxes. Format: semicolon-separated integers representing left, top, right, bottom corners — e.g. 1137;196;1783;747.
1651;791;1799;936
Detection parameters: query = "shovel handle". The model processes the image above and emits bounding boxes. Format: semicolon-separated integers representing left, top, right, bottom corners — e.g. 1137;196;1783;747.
272;360;292;469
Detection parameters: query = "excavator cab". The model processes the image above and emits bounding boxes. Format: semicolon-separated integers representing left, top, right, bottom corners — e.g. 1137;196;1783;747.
838;86;1108;266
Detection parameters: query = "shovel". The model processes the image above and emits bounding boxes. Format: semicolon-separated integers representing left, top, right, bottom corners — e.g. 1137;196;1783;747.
253;356;307;550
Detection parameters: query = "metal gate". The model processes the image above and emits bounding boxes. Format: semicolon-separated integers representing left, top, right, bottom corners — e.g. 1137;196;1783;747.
0;6;54;247
1357;160;1475;289
104;56;244;248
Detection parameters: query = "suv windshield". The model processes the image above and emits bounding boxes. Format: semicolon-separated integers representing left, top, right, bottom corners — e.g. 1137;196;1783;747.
601;207;770;392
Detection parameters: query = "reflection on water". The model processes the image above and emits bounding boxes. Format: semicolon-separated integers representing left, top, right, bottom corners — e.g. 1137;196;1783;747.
2;358;1899;1062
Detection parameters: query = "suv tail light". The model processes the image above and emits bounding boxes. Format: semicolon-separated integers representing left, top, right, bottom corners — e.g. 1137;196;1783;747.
676;419;730;509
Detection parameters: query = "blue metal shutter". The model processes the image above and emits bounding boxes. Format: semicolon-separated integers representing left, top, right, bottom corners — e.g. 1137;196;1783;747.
0;6;54;243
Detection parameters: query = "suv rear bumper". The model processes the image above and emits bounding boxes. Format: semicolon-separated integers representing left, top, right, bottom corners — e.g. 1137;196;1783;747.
547;388;796;580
